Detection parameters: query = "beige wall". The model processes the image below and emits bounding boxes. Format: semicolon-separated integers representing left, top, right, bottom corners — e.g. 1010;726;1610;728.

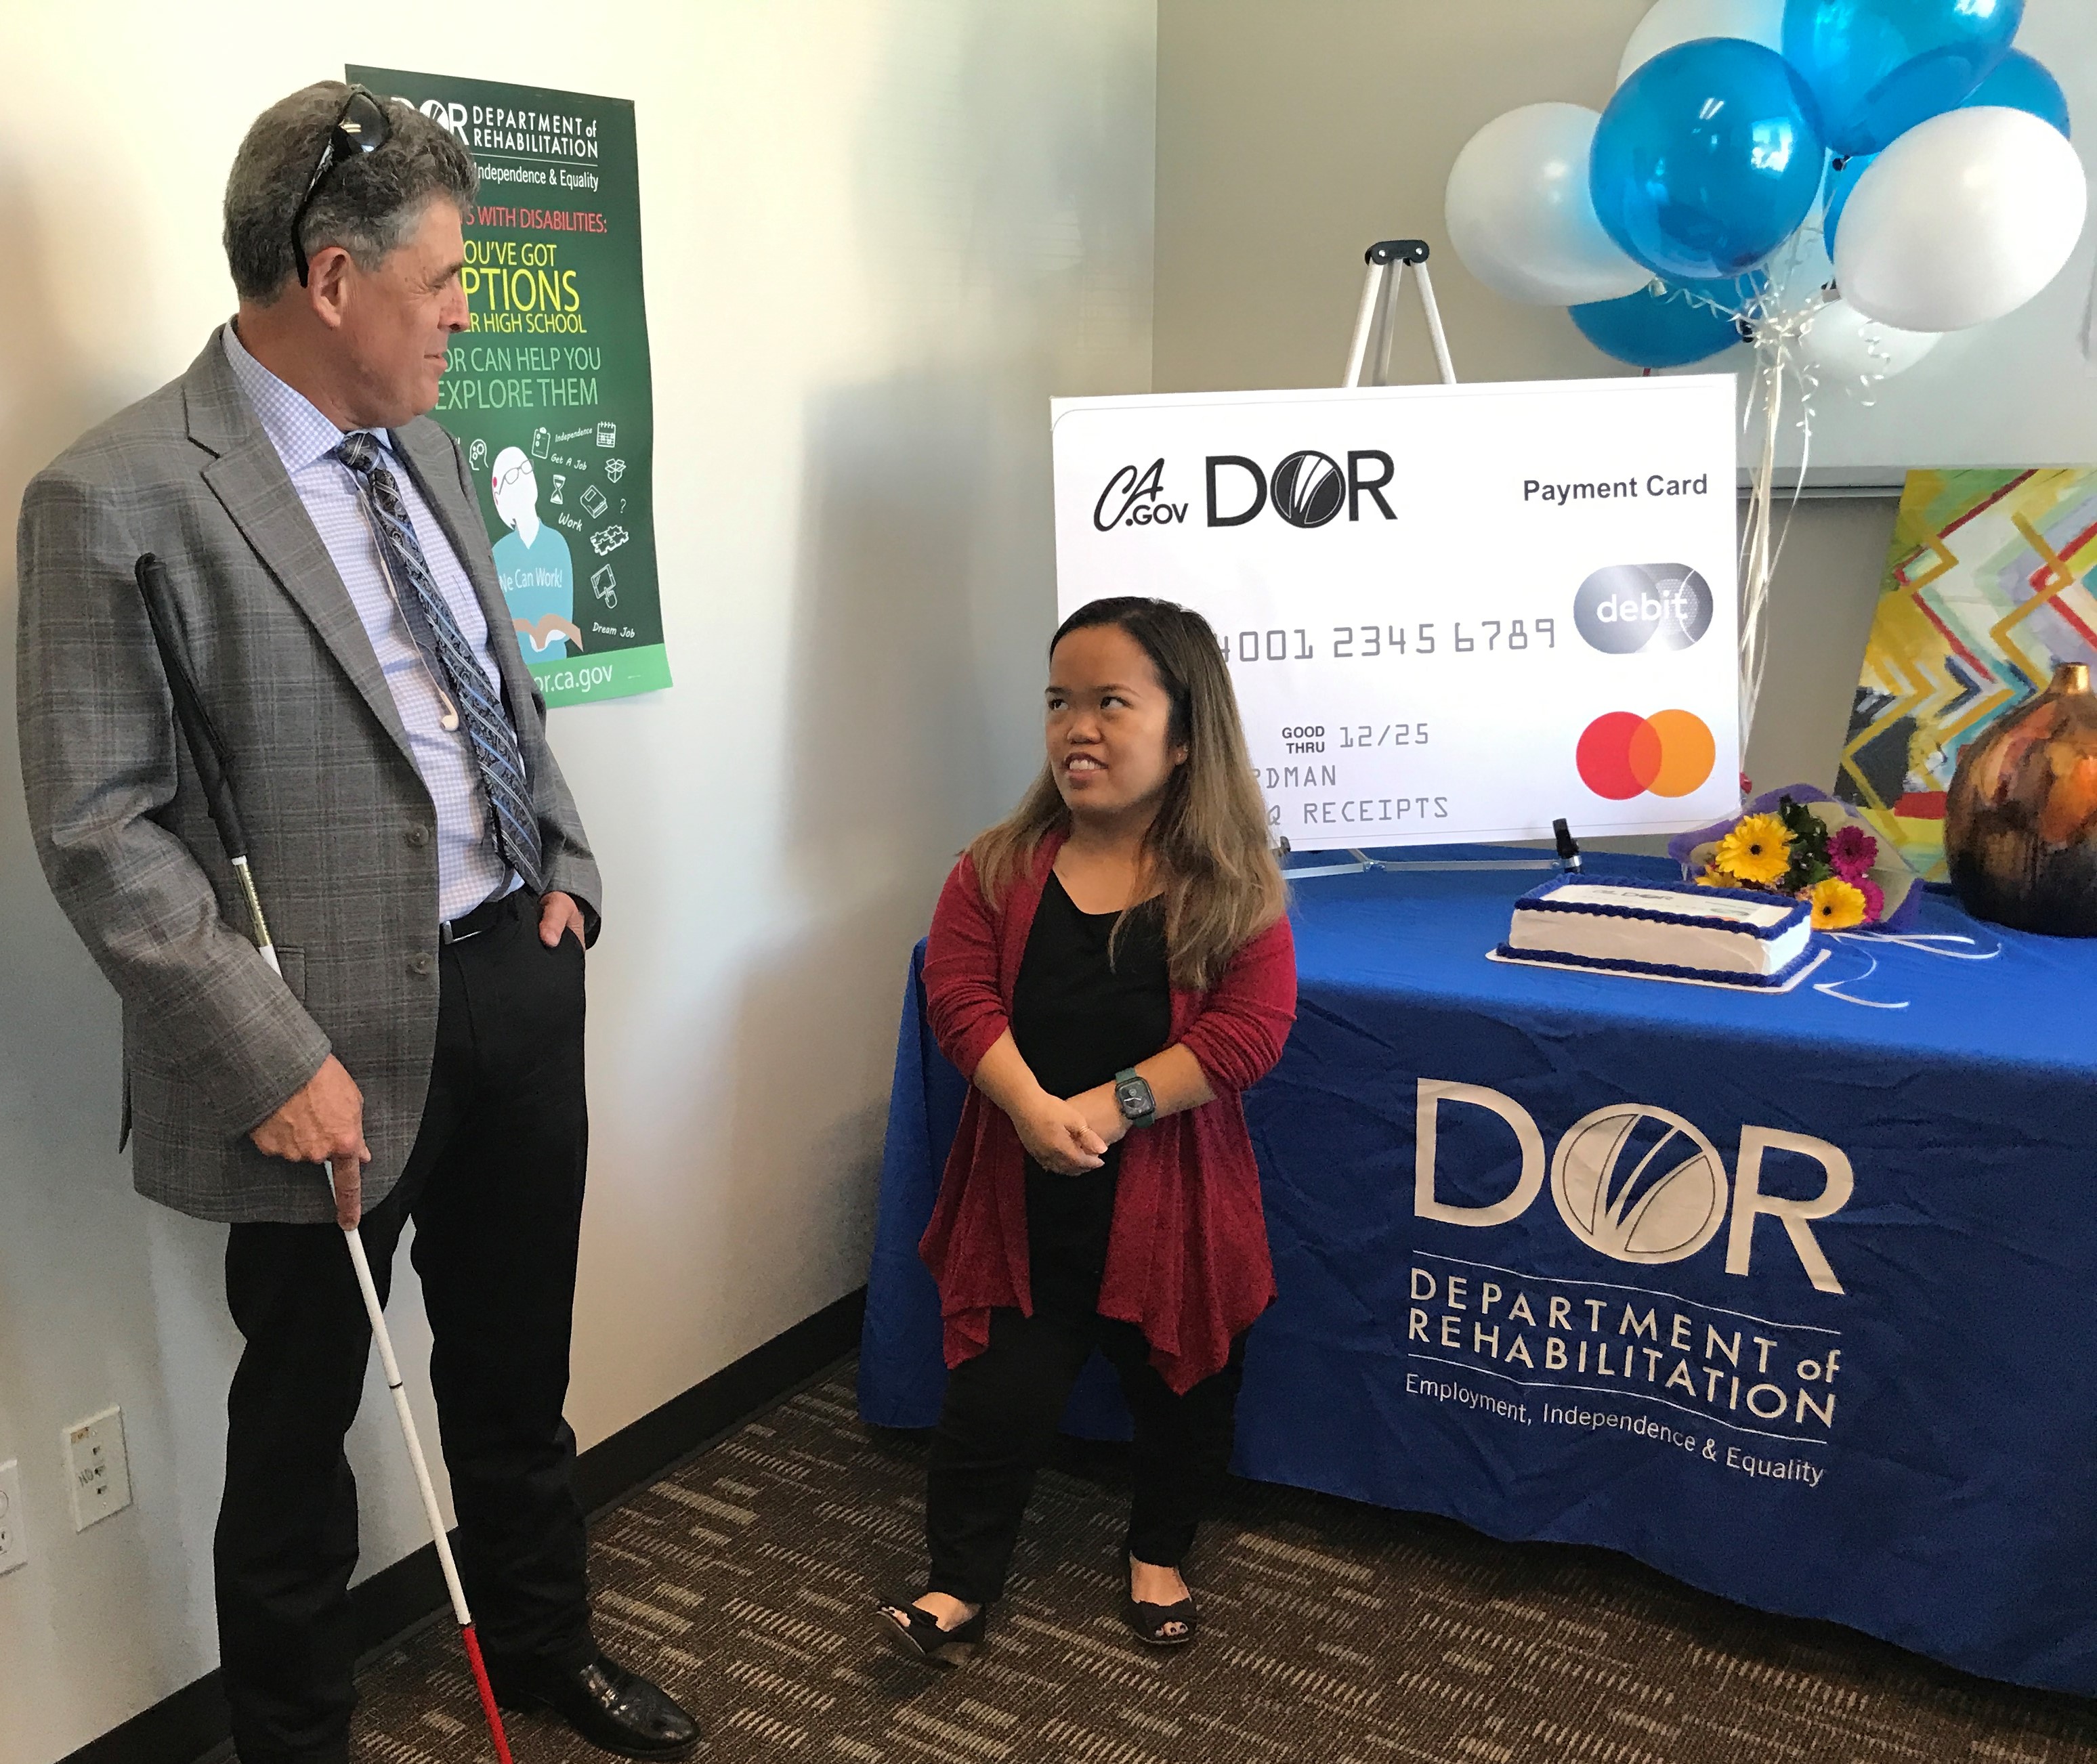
0;5;1154;1759
1152;0;1898;809
1156;0;1646;394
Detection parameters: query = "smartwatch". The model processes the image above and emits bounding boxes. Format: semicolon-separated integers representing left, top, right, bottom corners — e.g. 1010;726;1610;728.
1114;1068;1157;1130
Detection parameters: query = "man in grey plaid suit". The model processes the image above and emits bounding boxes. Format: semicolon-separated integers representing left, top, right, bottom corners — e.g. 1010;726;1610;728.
16;84;697;1763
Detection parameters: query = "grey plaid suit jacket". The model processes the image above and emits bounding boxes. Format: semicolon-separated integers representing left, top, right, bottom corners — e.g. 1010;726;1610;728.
16;328;603;1224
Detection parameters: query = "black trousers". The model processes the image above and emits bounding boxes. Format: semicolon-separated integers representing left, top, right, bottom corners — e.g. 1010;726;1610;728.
924;1167;1247;1606
215;895;593;1764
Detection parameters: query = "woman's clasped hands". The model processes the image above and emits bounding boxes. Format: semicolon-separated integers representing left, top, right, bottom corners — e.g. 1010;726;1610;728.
1009;1084;1126;1174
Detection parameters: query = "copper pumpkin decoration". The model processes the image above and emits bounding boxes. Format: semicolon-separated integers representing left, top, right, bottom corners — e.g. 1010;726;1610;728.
1945;663;2097;936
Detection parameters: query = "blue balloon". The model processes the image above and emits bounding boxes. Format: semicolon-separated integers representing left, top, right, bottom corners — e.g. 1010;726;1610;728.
1783;0;2023;157
1962;47;2071;137
1591;39;1827;281
1570;274;1761;369
1819;152;1873;253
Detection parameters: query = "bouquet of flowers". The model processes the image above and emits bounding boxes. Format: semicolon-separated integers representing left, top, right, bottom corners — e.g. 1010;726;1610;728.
1668;785;1924;933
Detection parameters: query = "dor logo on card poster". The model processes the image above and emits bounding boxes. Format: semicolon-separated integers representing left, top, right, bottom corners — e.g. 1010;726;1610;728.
1051;377;1741;850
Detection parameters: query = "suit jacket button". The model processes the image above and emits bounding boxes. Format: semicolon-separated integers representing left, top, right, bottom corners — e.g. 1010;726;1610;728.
405;823;431;847
410;951;434;975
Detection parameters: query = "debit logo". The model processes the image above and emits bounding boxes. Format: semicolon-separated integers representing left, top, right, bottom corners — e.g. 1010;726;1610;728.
1576;709;1714;800
1414;1081;1852;1293
1573;563;1713;654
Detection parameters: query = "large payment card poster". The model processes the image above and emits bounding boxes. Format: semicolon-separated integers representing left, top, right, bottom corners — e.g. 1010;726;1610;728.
352;66;671;706
1051;377;1740;850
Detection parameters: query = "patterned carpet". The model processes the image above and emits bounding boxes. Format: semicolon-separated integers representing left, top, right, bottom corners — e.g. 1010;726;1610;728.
349;1364;2097;1764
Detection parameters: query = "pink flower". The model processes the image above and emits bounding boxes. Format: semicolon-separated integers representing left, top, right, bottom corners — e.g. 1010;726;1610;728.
1827;824;1878;881
1858;876;1885;923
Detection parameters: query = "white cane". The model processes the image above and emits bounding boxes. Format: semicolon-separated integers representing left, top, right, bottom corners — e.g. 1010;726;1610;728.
135;553;518;1763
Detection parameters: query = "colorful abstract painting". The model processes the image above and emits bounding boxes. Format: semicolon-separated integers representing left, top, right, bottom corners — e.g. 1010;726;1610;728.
1836;469;2097;880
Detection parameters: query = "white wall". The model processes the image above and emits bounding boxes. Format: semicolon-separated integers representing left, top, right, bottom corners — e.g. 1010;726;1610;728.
0;4;1154;1757
1151;0;1899;806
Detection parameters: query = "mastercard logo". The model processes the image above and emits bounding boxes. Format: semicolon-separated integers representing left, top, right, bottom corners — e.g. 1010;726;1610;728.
1576;710;1716;800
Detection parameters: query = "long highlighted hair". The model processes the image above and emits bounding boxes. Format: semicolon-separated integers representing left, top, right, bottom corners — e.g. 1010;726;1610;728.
967;597;1285;991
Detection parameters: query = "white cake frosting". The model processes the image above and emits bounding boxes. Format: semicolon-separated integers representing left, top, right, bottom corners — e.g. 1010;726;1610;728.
1502;879;1812;981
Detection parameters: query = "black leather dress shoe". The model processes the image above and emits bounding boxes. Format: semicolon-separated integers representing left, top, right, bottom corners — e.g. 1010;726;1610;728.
488;1650;700;1759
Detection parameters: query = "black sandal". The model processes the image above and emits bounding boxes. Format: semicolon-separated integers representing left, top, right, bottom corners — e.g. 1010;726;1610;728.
1123;1593;1198;1648
874;1597;986;1668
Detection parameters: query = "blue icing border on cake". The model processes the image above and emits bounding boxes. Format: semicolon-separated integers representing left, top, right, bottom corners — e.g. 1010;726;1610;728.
1491;939;1818;988
1514;872;1810;943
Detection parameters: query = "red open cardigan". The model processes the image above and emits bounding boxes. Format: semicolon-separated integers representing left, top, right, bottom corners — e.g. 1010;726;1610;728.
918;833;1298;1394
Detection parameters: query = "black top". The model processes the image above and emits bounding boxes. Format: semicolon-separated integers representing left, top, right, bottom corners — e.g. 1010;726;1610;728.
1009;871;1172;1313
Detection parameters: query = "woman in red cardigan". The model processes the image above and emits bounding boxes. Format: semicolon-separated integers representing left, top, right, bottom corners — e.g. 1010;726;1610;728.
876;596;1296;1667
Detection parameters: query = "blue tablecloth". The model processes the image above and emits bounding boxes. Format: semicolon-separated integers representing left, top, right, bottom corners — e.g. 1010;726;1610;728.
860;847;2097;1694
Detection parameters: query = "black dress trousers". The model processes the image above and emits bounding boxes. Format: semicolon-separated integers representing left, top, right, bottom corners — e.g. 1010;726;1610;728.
924;1270;1248;1608
215;893;593;1764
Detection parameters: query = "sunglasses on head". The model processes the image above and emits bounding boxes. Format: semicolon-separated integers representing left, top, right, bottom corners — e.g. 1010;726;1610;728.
291;85;391;287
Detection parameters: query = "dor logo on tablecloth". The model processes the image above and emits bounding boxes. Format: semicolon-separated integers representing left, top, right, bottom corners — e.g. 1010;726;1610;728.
1409;1081;1850;1450
1552;1105;1729;1264
1414;1080;1852;1293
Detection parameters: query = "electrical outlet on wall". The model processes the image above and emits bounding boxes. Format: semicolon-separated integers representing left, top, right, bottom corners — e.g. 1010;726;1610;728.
64;1408;132;1532
0;1459;26;1573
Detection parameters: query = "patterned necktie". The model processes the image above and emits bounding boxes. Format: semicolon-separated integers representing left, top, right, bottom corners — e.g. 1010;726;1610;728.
333;431;545;895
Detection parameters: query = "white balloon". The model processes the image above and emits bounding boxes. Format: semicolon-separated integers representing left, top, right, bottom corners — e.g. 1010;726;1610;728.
1796;299;1941;381
1444;104;1653;305
1616;0;1785;86
1836;107;2089;332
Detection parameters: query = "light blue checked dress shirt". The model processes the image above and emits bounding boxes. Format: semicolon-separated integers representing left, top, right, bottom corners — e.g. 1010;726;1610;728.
222;324;517;922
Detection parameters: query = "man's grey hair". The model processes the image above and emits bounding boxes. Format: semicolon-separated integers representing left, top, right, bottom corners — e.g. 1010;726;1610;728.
223;82;478;302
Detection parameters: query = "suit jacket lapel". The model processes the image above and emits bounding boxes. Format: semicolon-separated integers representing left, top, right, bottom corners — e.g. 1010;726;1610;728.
391;418;543;724
184;332;416;765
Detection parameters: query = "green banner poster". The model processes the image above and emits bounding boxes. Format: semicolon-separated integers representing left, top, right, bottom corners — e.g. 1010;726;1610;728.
350;66;671;706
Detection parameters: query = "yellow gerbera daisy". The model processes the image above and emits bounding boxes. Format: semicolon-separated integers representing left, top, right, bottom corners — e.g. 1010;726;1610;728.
1808;876;1867;931
1694;865;1729;888
1714;813;1792;885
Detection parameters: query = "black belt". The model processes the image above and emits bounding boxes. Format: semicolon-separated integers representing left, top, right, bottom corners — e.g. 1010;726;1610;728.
439;886;521;945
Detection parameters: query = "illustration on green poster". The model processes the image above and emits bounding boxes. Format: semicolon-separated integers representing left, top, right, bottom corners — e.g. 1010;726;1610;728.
350;64;672;706
490;446;578;660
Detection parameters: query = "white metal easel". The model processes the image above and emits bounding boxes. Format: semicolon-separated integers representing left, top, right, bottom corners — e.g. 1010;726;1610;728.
1282;241;1567;880
1342;238;1459;389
